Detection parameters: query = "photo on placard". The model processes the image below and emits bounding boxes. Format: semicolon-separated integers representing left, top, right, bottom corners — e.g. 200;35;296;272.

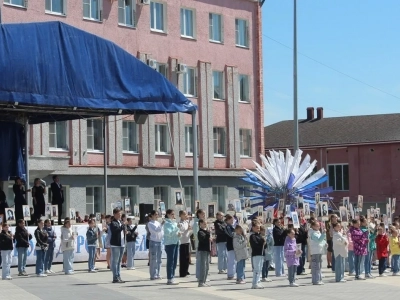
95;212;101;222
297;196;304;209
257;205;263;217
367;209;371;220
195;200;200;211
235;199;242;213
133;205;140;218
160;201;166;216
386;203;392;222
174;190;183;205
236;212;243;225
383;214;388;227
102;219;107;228
244;198;251;209
291;211;300;228
69;208;76;224
266;207;274;224
315;192;320;204
357;195;363;210
285;205;291;217
45;203;52;216
51;205;58;220
303;203;311;219
154;199;161;212
207;202;216;219
227;200;235;211
23;205;31;221
392;198;397;212
320;202;329;220
339;206;348;223
343;197;349;208
5;207;15;224
124;198;131;214
375;208;380;219
115;200;123;210
186;206;192;215
278;199;285;212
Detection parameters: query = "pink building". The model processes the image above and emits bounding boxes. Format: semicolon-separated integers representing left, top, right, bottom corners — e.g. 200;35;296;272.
1;0;263;216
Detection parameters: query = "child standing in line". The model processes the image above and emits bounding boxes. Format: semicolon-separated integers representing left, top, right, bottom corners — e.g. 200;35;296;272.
224;214;236;280
309;221;326;285
126;217;138;270
261;226;274;282
346;229;355;276
389;226;400;276
86;219;98;273
233;225;247;284
250;222;265;289
350;218;369;280
197;219;211;287
332;222;348;283
375;226;389;276
284;229;300;287
0;223;14;280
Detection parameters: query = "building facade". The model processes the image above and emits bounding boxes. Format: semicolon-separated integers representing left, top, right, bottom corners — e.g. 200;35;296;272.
1;0;263;215
264;107;400;216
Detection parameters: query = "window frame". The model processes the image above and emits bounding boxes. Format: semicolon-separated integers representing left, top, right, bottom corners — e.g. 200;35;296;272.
212;70;225;100
155;124;170;154
184;125;199;156
180;7;196;39
209;13;223;43
239;129;252;157
83;0;102;21
120;185;139;207
212;186;226;212
183;67;198;97
45;0;67;15
238;74;250;103
327;164;349;191
154;186;169;203
150;1;167;33
87;119;104;152
4;0;27;8
117;0;136;27
213;127;226;157
85;186;103;215
235;18;249;48
157;63;169;79
49;121;69;151
238;185;252;198
122;120;139;153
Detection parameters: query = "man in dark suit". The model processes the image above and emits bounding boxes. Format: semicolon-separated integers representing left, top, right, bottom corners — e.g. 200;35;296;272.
50;175;64;224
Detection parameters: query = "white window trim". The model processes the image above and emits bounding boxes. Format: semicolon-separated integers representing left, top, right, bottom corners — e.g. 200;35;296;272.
154;186;170;204
157;63;169;79
212;70;225;100
83;0;103;22
117;0;135;27
49;121;69;151
180;7;196;39
87;119;104;153
235;18;249;48
209;13;223;43
155;124;170;155
183;67;198;97
4;0;27;9
239;129;252;158
327;164;349;191
238;74;250;103
213;127;226;157
150;1;167;33
45;0;67;16
120;185;139;206
86;186;103;214
184;125;199;156
122;121;139;154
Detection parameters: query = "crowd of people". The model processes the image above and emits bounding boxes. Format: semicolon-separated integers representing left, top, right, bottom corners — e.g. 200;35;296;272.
0;204;400;291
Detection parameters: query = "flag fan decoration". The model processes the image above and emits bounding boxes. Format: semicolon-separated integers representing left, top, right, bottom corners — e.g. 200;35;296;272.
238;149;333;208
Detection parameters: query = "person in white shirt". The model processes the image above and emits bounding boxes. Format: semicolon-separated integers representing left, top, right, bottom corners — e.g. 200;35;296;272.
148;210;164;280
178;210;193;278
332;222;348;283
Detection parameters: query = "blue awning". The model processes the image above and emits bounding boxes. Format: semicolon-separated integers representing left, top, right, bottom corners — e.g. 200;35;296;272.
0;21;197;124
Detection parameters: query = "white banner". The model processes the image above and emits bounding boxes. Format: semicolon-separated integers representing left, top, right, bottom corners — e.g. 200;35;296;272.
9;225;166;267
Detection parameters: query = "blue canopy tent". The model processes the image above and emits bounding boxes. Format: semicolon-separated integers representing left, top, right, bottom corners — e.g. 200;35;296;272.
0;21;199;207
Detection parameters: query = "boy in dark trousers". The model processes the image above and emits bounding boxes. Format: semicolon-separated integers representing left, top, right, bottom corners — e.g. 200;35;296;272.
197;219;211;287
250;222;265;289
126;217;138;270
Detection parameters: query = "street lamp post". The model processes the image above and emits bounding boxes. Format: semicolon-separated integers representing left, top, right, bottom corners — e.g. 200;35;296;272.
293;0;299;152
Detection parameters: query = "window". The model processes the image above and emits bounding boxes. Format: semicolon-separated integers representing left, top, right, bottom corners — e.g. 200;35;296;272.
45;0;66;14
122;121;139;153
213;127;226;156
235;19;249;47
239;129;252;157
118;0;135;27
83;0;102;21
184;186;194;204
4;0;26;7
155;124;170;154
157;63;168;79
120;186;138;207
49;121;68;150
183;68;197;97
184;125;199;155
212;71;224;100
86;186;102;214
239;74;250;102
209;13;223;43
328;164;349;191
87;119;103;151
154;186;169;202
180;8;195;38
238;185;252;198
212;186;226;211
150;1;166;32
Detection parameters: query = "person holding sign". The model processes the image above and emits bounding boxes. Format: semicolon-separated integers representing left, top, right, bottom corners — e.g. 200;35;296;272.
34;219;49;277
332;223;348;282
61;220;76;275
15;219;32;276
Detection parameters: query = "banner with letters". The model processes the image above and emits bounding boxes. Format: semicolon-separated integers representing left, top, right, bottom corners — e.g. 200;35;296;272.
9;225;166;267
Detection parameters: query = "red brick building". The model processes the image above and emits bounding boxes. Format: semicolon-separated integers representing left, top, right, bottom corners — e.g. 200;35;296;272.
264;107;400;215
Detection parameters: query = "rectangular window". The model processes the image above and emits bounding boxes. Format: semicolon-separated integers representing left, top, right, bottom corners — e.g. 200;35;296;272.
122;121;139;153
235;19;249;47
86;186;102;214
212;186;226;211
118;0;135;27
180;8;195;38
154;186;169;202
120;185;138;207
328;164;349;191
184;125;199;155
83;0;101;21
45;0;66;14
49;121;68;150
238;185;252;198
239;129;252;157
183;67;197;97
4;0;26;7
150;1;166;32
209;13;222;43
155;124;170;154
157;63;168;79
212;71;224;100
239;74;250;102
87;119;103;151
213;127;226;156
184;186;194;204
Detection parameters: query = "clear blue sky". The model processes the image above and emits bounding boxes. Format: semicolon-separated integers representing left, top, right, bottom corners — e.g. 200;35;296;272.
262;0;400;125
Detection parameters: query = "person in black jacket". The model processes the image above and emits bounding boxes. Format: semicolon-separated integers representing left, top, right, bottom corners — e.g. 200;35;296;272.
0;186;8;217
109;208;126;283
295;221;308;275
214;212;227;274
50;175;64;225
250;222;265;289
34;219;48;277
272;218;286;277
13;177;31;221
15;219;32;276
0;223;14;280
224;214;236;279
32;178;46;224
197;219;211;287
126;217;138;270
